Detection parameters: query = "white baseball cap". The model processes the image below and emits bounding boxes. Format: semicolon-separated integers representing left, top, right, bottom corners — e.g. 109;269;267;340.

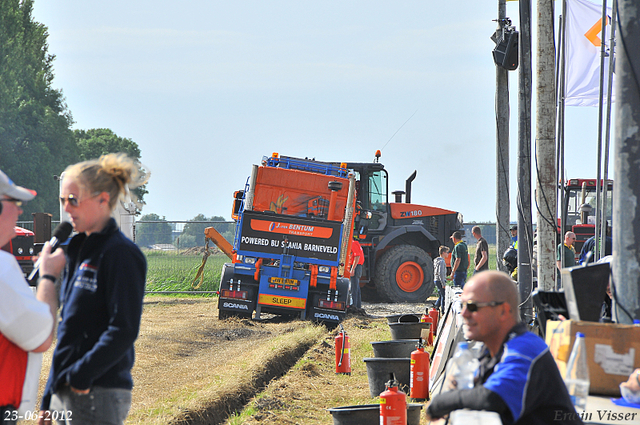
0;169;36;201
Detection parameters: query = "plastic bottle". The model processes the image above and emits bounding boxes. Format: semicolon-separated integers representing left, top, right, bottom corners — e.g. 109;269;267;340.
564;332;590;411
446;341;479;390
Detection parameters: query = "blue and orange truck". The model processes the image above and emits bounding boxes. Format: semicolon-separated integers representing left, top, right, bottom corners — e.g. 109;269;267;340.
209;153;463;325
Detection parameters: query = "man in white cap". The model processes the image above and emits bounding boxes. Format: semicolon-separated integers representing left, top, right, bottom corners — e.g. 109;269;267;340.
0;170;65;423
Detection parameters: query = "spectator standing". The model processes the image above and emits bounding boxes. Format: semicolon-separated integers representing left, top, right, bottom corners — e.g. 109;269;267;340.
39;154;149;425
348;236;364;312
510;224;518;249
557;232;577;271
472;226;489;274
433;246;449;311
0;170;64;424
426;271;582;424
449;231;469;288
579;225;612;264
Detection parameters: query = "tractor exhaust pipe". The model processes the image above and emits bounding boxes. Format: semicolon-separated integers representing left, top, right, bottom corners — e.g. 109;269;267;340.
405;171;417;204
244;164;258;211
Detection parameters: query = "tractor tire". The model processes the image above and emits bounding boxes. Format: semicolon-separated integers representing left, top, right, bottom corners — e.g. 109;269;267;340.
374;245;434;303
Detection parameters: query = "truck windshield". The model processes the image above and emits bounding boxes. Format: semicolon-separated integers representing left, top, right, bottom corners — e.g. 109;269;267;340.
369;170;387;212
565;187;613;227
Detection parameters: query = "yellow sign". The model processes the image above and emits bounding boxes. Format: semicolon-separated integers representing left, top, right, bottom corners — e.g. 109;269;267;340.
269;277;299;286
258;294;306;309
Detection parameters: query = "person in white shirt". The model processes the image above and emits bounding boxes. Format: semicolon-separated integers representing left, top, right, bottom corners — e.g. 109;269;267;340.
0;169;65;423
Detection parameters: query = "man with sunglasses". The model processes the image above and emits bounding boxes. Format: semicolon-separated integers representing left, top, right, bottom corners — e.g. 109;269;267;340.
427;271;582;424
0;170;65;423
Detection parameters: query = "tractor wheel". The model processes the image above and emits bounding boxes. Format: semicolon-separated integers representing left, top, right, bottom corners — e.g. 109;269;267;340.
374;245;434;303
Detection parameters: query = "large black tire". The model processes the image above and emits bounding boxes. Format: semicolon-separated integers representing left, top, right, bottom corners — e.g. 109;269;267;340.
374;245;434;303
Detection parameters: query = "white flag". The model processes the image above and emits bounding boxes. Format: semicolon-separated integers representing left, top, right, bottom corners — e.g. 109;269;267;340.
565;0;615;107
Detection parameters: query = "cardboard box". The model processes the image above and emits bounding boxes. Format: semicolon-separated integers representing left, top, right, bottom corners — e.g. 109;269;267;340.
545;320;640;396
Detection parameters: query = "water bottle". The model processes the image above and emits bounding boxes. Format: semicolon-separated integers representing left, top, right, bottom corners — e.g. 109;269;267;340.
446;341;479;390
564;332;590;411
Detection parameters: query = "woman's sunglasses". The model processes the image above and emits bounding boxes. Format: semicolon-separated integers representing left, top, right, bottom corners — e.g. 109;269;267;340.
59;192;100;208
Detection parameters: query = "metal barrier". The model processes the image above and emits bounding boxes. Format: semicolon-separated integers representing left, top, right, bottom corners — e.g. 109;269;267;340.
135;220;234;295
17;219;497;295
17;219;235;295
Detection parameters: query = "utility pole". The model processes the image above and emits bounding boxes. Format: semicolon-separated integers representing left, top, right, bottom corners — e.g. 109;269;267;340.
496;0;511;272
518;0;533;322
535;0;557;291
612;0;640;323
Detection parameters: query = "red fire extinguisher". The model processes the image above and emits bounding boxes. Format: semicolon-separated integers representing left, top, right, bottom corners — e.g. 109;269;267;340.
420;310;434;346
380;373;407;425
335;324;351;375
410;338;430;400
429;308;439;336
421;307;430;323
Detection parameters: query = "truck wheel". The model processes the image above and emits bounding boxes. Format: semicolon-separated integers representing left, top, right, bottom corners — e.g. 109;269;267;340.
374;245;434;303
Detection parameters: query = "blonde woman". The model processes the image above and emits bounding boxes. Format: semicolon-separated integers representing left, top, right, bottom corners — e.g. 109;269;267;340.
38;154;148;425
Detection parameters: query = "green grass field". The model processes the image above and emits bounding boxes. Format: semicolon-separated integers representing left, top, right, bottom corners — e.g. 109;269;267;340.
144;251;229;295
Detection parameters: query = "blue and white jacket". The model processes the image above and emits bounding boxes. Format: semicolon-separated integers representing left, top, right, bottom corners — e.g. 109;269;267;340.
428;323;583;425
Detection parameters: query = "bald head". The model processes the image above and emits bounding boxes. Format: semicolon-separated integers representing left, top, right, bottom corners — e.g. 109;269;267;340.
466;271;520;322
564;232;576;246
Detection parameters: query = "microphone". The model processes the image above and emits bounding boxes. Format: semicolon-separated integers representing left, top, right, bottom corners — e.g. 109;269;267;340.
28;221;73;280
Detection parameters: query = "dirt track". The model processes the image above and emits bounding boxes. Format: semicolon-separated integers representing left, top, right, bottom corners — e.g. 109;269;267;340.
29;297;430;425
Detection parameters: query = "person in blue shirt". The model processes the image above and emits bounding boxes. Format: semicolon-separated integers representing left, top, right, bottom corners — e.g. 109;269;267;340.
38;154;149;425
579;225;612;264
426;271;582;425
449;231;469;288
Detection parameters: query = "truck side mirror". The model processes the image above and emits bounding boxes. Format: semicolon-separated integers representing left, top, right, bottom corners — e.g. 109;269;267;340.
232;191;245;218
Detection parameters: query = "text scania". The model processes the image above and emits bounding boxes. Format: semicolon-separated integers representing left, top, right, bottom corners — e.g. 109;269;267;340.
314;312;340;321
223;302;249;310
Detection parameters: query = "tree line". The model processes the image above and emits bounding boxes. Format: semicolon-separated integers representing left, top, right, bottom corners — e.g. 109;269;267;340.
1;1;146;220
136;214;234;249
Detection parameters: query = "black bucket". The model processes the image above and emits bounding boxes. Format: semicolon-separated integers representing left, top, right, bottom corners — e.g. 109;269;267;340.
370;339;420;358
363;358;411;398
385;313;419;324
328;403;423;425
388;322;430;340
398;314;420;323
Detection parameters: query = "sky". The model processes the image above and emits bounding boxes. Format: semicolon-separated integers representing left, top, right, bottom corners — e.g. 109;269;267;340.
31;0;612;223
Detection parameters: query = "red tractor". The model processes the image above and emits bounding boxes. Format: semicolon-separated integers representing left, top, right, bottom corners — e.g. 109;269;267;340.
1;227;36;285
559;178;613;258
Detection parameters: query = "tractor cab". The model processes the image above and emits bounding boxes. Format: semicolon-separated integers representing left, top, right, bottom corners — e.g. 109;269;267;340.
560;179;613;255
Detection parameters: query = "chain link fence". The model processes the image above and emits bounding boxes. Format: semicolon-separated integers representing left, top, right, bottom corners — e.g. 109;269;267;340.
17;219;235;295
16;219;501;295
135;220;234;294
